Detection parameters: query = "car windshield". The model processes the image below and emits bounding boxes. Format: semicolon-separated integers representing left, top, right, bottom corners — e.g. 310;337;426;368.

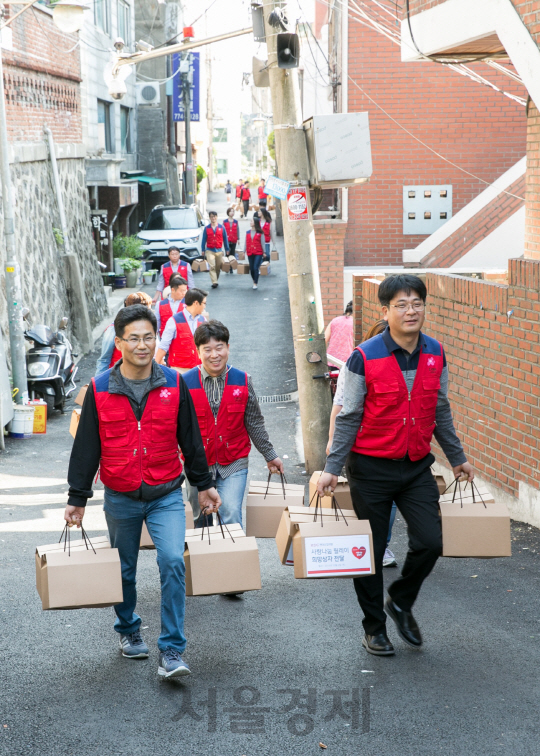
144;209;198;231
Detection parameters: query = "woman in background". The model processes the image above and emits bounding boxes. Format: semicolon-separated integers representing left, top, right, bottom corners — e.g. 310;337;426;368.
325;301;354;368
245;217;264;290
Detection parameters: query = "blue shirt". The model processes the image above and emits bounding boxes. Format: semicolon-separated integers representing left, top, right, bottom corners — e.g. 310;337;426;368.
201;223;230;253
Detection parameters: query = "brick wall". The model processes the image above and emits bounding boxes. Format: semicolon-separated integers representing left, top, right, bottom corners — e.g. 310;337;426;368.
406;0;445;13
353;262;540;499
314;221;347;324
346;11;526;267
2;6;82;143
420;175;526;266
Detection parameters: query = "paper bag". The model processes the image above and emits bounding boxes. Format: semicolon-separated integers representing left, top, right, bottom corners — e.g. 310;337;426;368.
309;471;353;509
69;408;81;439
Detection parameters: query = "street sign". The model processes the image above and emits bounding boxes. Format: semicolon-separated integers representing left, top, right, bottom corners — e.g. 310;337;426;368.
265;175;290;200
287;187;309;221
173;52;200;122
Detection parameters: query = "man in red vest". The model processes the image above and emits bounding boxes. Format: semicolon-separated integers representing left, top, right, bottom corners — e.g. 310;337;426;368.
201;211;229;289
65;304;221;679
155;288;207;373
241;181;251;218
153;245;194;303
183;319;284;526
318;274;474;657
155;274;187;339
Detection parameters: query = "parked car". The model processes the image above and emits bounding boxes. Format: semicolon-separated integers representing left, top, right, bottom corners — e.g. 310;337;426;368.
137;204;206;269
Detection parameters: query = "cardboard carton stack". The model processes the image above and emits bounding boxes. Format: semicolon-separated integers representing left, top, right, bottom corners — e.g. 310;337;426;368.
246;480;305;538
439;484;511;558
184;524;261;596
309;471;354;510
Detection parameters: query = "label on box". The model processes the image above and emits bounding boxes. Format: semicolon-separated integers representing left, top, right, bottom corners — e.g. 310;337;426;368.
286;543;294;566
304;535;372;576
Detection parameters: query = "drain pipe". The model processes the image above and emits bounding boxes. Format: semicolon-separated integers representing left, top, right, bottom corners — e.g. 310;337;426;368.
44;127;93;352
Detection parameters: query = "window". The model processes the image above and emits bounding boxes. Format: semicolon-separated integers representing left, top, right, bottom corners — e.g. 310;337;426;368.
97;100;112;152
216;158;228;174
120;106;132;154
403;185;452;235
213;128;227;143
117;0;130;45
94;0;109;33
144;208;199;231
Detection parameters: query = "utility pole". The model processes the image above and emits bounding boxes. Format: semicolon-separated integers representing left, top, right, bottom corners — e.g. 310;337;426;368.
262;0;331;473
182;53;194;204
0;39;28;404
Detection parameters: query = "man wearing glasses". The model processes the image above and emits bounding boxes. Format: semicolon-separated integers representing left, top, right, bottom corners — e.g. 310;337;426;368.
318;275;474;657
65;305;221;679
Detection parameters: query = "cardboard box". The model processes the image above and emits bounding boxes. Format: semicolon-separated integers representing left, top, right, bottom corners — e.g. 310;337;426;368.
259;261;271;276
309;471;353;510
75;384;89;407
221;259;231;273
246;491;305;538
237;261;250;274
140;503;195;549
440;499;511;558
275;506;359;565
439;486;494;506
434;474;447;495
191;258;208;272
227;255;238;270
292;519;374;579
185;523;245;541
249;480;304;493
270;250;279;261
237;250;246;261
35;535;111;598
69;407;81;439
184;526;261;596
35;538;123;610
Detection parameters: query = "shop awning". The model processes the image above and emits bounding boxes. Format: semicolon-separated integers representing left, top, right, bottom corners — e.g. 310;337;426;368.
137;176;167;192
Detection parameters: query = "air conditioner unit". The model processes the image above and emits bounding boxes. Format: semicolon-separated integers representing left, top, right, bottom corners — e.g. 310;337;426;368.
136;81;160;105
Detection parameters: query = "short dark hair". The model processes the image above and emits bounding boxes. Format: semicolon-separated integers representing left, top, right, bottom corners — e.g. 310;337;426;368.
209;211;217;218
185;288;207;306
168;245;180;254
170;275;187;289
114;304;157;338
344;300;353;315
194;319;230;348
378;275;427;307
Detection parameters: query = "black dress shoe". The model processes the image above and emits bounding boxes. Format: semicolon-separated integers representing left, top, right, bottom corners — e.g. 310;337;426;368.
212;283;218;289
362;632;395;656
384;597;423;648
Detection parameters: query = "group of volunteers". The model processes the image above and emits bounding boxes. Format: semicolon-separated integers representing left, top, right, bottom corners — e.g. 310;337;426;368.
68;271;472;678
226;177;268;219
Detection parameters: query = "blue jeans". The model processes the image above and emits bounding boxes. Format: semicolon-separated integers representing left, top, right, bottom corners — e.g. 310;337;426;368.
387;502;397;547
104;487;186;653
249;254;263;284
187;467;249;528
264;242;271;260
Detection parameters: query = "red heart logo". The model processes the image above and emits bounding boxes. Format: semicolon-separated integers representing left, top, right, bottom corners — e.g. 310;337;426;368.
352;546;366;560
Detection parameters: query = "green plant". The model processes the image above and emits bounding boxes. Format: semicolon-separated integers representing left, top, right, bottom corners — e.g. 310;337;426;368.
118;258;142;272
196;164;207;195
52;227;64;246
267;130;275;161
113;233;144;259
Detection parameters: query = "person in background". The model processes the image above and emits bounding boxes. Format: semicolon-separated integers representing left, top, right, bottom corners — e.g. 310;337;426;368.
318;274;474;657
225;179;232;203
245;217;264;290
155;288;208;374
235;179;244;216
326;319;398;569
155;275;187;339
258;178;267;204
325;301;354;368
260;208;274;261
223;206;240;272
201;211;229;290
96;291;153;376
241;181;251;218
183;319;284;527
65;304;221;679
153;246;194;303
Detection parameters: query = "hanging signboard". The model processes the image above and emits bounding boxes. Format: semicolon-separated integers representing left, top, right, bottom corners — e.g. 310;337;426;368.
264;175;290;200
287;187;309;221
172;52;200;122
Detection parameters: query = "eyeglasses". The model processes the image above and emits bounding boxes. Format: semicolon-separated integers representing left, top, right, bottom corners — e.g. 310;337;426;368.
121;336;156;346
390;302;425;313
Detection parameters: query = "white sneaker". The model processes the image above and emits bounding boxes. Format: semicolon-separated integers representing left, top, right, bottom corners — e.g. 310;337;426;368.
253;284;258;289
382;548;397;568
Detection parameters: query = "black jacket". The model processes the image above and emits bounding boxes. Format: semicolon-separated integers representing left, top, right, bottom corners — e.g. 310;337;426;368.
67;361;213;508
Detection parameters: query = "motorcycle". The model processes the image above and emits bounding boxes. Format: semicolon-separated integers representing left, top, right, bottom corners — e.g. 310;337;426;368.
307;351;340;397
24;313;78;417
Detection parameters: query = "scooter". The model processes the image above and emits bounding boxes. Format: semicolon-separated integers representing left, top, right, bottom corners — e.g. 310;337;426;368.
24;312;78;417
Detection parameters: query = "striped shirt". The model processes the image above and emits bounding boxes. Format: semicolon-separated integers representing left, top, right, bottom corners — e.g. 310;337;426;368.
198;365;278;478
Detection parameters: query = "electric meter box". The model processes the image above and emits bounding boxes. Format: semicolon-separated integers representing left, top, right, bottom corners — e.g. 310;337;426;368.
303;113;372;188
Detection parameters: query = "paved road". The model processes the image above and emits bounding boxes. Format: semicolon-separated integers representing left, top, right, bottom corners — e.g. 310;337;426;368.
2;193;540;755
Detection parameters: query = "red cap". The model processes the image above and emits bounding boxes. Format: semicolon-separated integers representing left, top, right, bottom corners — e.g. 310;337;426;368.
183;26;195;39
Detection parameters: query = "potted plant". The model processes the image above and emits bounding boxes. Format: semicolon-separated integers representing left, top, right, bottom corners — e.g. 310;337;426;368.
113;234;144;276
118;258;142;288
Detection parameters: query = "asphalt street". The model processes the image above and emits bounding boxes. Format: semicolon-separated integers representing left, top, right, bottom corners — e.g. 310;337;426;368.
2;193;540;755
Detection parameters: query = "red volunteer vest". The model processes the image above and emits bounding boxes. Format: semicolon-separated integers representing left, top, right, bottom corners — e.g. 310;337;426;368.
158;299;174;338
223;219;239;244
183;366;251;466
236;184;242;198
245;231;263;256
107;324;122;367
205;224;224;249
352;333;444;461
258;186;267;199
168;311;204;369
241;187;250;200
261;222;271;243
162;261;189;288
92;367;182;492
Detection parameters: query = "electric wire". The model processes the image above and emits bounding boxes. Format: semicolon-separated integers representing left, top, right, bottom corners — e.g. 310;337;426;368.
302;6;526;201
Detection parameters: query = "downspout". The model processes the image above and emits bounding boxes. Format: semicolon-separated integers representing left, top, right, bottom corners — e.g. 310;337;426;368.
44;127;93;352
